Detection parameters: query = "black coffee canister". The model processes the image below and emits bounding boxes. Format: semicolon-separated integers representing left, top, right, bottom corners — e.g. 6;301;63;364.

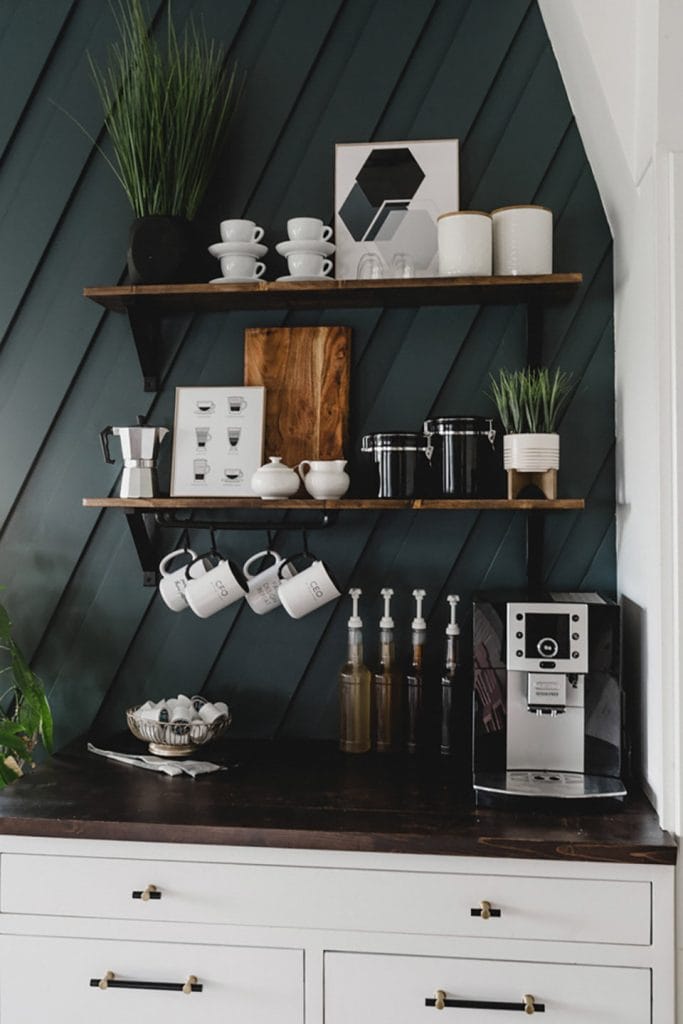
423;416;497;498
361;432;432;498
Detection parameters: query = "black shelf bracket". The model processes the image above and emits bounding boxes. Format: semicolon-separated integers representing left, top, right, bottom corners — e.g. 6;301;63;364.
526;510;545;591
526;302;543;367
125;511;160;587
127;308;162;392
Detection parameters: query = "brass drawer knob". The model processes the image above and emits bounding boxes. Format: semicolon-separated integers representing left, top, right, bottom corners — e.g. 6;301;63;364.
141;884;158;902
98;971;115;990
523;994;536;1015
480;900;492;920
434;990;447;1010
183;975;198;995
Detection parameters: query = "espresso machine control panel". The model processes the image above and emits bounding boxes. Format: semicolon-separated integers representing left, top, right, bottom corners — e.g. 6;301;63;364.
506;602;588;674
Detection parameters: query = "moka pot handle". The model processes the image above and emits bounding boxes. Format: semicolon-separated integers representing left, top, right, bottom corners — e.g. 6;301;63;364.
100;426;115;464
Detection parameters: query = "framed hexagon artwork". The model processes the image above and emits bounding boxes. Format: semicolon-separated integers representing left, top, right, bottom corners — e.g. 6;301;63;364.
334;138;459;279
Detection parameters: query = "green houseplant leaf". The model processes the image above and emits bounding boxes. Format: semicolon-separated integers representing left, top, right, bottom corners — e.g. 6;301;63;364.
0;598;53;786
489;367;573;434
86;0;244;219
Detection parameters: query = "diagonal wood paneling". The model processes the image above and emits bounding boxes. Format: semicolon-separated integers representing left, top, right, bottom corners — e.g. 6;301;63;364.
0;0;616;749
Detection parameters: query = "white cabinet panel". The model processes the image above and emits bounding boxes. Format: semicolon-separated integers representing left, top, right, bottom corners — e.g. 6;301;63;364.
0;935;303;1024
0;853;651;945
324;951;651;1024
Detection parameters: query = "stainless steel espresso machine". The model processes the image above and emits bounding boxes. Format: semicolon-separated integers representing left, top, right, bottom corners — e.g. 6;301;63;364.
472;592;625;802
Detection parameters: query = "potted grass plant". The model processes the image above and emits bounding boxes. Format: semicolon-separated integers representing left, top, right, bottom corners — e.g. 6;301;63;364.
488;367;572;498
86;0;242;283
0;600;52;786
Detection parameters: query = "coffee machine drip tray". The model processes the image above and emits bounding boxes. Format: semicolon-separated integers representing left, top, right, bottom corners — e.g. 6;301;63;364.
474;771;627;800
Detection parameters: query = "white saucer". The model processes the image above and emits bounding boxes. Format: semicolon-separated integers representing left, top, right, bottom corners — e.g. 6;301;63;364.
275;239;335;258
209;276;267;284
276;274;333;282
208;240;268;259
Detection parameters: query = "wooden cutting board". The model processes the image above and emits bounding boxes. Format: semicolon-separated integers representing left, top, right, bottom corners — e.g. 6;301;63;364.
244;326;351;467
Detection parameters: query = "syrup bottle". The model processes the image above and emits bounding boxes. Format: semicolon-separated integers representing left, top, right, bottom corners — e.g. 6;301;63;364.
405;588;427;754
338;588;371;753
373;588;401;752
440;595;461;756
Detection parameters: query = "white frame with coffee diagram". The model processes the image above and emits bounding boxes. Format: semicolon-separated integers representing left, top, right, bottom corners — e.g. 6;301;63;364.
170;386;265;496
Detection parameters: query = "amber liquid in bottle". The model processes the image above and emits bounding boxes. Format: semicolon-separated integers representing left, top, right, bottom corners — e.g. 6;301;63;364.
373;629;401;752
339;627;371;753
440;633;459;756
405;628;425;754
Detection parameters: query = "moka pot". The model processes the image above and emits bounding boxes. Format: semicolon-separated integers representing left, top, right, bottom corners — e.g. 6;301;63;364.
100;420;169;498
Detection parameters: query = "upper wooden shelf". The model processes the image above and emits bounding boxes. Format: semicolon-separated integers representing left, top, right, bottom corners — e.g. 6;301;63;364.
84;273;583;314
83;497;585;511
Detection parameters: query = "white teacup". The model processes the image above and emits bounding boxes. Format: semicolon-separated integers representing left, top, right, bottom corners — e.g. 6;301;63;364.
158;548;208;612
220;218;264;243
243;549;296;615
287;217;333;242
220;254;266;279
278;556;341;619
184;552;248;618
286;252;333;278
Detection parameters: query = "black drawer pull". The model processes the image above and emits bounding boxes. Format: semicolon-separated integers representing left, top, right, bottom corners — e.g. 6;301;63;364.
471;900;501;918
132;884;161;901
91;971;201;994
426;994;544;1014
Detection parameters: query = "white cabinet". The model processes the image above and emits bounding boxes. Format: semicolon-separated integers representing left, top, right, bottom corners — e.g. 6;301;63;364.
325;951;651;1023
0;837;674;1024
0;935;303;1024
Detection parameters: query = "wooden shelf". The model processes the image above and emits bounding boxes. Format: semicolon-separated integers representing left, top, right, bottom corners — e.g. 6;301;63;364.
83;497;585;511
84;273;582;314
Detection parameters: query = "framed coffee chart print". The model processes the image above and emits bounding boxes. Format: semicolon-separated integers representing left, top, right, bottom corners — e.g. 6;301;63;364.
334;138;459;279
170;386;265;497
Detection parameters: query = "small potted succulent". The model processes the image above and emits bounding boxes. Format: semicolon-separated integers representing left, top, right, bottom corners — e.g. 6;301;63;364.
85;0;243;283
488;366;572;498
0;599;53;786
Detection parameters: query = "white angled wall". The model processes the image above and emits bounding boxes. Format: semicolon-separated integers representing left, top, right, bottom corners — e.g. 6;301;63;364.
539;2;683;1015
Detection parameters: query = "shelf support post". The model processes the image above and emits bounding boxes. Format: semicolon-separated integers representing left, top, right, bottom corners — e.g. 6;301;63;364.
526;510;545;591
526;303;543;368
127;308;161;392
125;511;159;586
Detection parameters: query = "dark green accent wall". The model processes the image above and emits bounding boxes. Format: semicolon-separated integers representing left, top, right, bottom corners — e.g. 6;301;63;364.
0;0;614;748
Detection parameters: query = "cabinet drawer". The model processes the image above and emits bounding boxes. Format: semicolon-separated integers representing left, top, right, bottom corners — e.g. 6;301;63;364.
0;935;302;1024
324;951;650;1023
1;853;650;945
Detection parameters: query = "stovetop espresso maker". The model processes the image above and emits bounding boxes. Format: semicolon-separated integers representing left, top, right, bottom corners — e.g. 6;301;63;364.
100;416;169;498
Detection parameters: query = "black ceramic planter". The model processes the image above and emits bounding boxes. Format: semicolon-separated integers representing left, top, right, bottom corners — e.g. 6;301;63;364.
127;214;204;284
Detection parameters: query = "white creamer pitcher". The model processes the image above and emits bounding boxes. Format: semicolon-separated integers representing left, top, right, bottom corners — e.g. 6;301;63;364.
297;459;350;500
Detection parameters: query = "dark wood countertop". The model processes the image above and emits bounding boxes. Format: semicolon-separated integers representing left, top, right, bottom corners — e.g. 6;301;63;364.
0;738;674;865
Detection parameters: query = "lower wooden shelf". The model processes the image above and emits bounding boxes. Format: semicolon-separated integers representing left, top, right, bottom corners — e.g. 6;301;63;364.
83;497;585;511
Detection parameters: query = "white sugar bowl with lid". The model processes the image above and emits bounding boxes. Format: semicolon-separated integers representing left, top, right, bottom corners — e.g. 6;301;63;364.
251;457;300;499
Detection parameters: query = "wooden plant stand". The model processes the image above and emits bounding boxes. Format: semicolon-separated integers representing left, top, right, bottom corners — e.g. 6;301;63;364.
507;467;558;500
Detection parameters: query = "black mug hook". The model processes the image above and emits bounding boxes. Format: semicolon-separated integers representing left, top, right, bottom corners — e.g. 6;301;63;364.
209;528;220;556
179;527;190;551
267;529;275;552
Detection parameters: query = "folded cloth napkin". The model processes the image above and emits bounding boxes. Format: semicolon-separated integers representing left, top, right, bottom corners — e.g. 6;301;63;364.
87;743;226;778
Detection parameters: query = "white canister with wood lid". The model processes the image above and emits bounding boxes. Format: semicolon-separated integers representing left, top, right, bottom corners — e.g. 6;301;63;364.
491;204;553;275
437;211;492;276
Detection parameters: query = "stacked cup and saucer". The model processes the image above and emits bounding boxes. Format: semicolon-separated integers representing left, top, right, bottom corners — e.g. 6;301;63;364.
275;217;335;281
208;219;268;283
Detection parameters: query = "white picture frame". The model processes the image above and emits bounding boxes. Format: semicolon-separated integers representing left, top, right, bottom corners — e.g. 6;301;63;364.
334;138;459;279
170;386;265;497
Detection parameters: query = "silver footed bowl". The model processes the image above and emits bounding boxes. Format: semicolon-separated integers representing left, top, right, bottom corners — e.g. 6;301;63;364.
126;706;231;758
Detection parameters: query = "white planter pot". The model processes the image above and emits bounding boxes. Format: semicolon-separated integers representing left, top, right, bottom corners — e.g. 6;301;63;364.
503;433;560;472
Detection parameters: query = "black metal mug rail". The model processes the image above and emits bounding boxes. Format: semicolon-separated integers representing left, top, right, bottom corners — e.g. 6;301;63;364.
154;509;339;532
